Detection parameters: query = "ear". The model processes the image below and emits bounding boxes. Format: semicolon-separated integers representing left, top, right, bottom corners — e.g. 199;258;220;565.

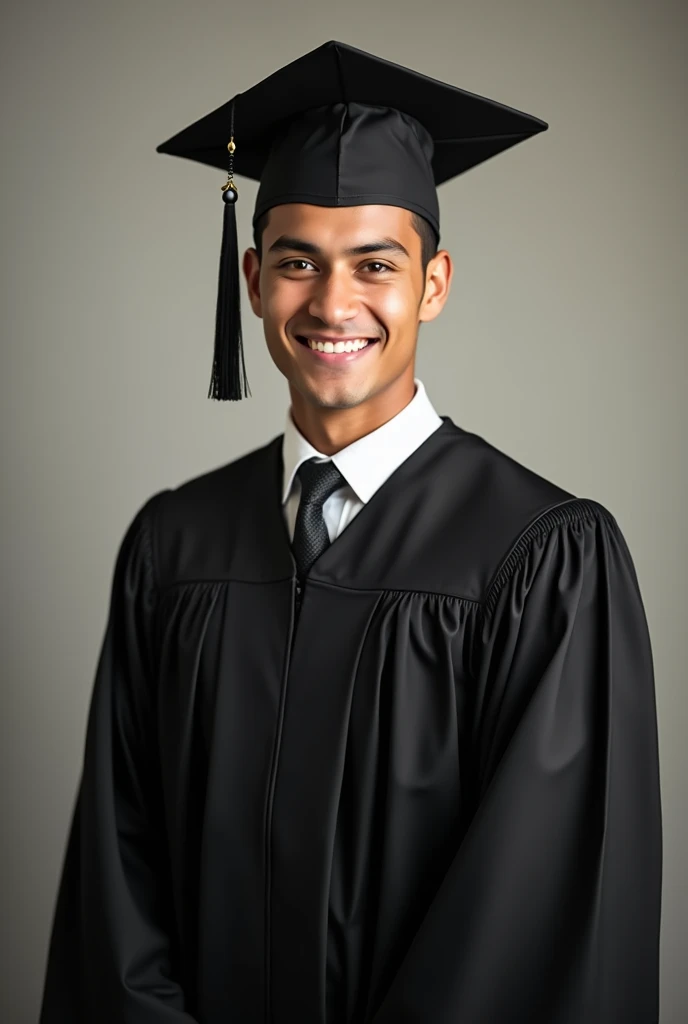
242;248;263;318
419;250;453;324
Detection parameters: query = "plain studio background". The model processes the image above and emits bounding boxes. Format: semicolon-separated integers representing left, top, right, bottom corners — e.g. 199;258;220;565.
1;1;685;1020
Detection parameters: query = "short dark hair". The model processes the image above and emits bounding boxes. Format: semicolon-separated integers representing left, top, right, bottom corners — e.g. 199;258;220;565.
252;207;439;275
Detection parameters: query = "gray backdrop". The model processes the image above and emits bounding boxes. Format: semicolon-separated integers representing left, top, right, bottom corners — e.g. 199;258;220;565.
2;1;685;1021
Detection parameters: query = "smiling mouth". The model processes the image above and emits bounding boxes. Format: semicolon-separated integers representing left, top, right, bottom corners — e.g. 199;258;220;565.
296;336;380;352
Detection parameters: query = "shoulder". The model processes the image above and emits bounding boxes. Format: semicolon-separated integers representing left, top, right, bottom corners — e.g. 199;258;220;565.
434;421;620;601
122;433;283;585
442;420;577;513
151;433;280;528
455;428;626;606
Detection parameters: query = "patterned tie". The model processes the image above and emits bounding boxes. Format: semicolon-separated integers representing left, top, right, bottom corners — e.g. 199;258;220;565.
292;457;346;578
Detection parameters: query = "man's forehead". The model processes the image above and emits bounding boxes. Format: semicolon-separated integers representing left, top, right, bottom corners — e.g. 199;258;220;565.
264;203;418;248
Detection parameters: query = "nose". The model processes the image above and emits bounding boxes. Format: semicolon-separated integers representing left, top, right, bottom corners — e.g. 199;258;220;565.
307;267;360;326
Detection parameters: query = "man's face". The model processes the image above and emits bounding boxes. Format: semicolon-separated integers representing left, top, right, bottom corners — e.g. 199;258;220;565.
243;203;449;412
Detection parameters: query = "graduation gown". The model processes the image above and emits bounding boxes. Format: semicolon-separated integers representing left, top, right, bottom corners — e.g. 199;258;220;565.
39;415;662;1024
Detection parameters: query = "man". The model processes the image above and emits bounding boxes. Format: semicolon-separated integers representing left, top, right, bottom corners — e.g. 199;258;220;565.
39;40;662;1024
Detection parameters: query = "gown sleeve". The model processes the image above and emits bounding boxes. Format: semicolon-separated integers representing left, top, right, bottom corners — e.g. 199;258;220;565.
370;500;663;1024
39;492;197;1023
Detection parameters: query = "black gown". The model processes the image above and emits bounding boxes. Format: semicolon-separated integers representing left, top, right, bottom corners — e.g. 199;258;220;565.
39;415;662;1024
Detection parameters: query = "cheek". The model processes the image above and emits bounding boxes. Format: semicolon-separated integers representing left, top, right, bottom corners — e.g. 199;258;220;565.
262;280;304;327
372;285;415;326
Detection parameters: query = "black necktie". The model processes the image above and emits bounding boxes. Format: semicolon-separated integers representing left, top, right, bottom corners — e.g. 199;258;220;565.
292;457;346;578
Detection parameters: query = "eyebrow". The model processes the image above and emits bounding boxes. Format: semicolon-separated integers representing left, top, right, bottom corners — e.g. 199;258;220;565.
267;234;411;260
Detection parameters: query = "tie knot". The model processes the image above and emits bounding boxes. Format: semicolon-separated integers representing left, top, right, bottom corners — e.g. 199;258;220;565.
296;457;346;507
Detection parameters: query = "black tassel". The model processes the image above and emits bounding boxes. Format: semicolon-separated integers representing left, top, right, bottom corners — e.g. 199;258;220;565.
208;101;250;401
208;187;250;400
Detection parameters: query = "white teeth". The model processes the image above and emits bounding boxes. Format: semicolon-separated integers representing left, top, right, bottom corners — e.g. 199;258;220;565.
307;338;369;352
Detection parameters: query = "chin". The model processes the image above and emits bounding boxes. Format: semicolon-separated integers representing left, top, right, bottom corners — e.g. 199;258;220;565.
297;378;371;411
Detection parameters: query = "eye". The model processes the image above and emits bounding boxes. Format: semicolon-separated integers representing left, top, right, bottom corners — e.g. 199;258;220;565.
362;261;392;274
280;259;317;271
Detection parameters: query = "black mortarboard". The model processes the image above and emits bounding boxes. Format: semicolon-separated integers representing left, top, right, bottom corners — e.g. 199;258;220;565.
156;40;548;401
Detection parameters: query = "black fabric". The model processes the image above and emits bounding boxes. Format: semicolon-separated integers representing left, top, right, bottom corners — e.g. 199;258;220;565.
292;458;346;579
253;101;441;236
39;416;662;1024
155;39;549;200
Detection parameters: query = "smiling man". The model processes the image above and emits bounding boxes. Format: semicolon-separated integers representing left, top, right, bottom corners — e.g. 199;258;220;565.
245;201;450;454
39;40;662;1024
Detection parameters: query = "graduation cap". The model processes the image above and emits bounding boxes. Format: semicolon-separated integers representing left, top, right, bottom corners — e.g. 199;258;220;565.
156;40;548;401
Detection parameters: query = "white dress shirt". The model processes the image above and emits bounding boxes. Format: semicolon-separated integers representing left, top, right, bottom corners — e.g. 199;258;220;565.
282;377;444;544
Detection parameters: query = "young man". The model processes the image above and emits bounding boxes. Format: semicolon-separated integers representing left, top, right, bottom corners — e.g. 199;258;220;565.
39;40;662;1024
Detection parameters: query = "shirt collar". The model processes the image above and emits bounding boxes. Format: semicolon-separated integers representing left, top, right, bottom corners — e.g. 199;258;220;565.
281;377;443;505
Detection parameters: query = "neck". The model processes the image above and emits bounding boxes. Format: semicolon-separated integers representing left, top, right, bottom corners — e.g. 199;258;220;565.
288;373;417;456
